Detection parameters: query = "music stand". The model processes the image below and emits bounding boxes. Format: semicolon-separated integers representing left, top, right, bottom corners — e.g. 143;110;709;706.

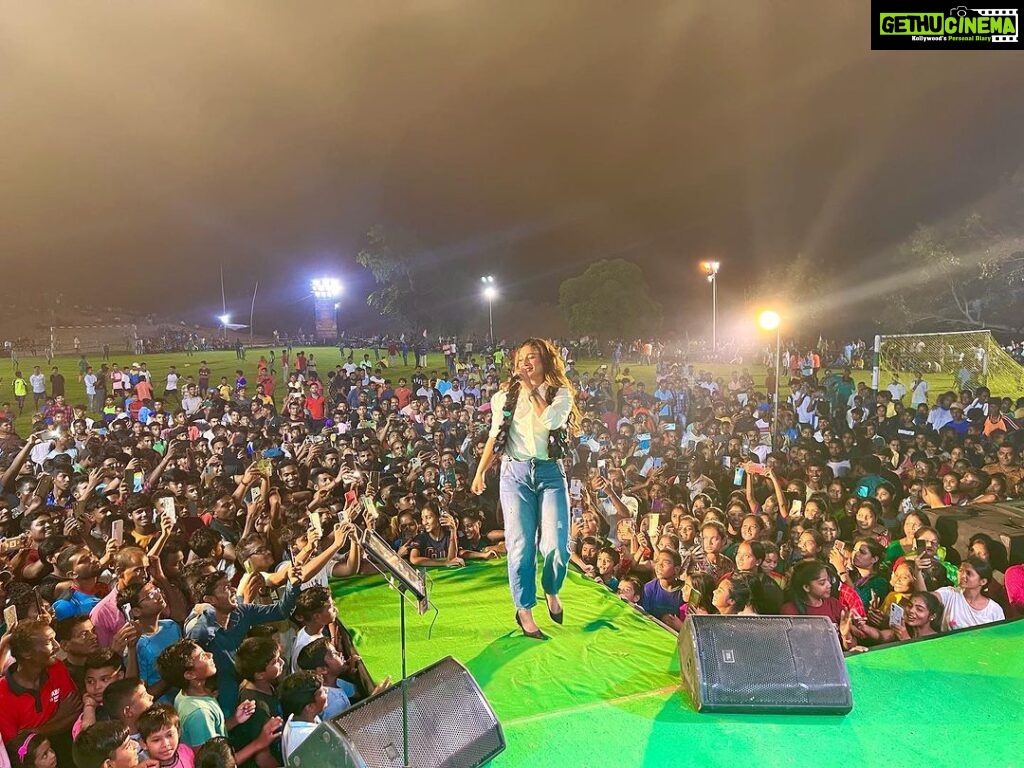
360;527;429;768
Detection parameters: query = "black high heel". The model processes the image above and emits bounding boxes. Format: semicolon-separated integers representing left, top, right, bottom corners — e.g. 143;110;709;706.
547;598;563;625
515;611;547;640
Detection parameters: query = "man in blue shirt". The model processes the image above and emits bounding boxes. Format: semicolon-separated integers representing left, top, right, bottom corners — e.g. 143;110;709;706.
187;566;302;714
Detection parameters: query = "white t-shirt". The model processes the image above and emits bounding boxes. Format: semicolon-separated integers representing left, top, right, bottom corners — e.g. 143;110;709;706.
29;373;46;394
83;373;98;395
827;459;851;478
887;382;906;401
290;627;323;672
165;372;179;391
282;715;321;763
936;587;1004;632
910;379;929;406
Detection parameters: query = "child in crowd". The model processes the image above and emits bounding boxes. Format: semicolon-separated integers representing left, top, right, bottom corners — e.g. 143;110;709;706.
231;637;285;768
72;722;140;768
457;511;504;560
641;549;684;632
8;730;57;768
138;704;196;768
101;677;153;739
594;547;621;591
279;672;327;763
156;640;281;764
616;576;643;607
75;649;126;737
289;587;337;673
295;638;367;719
194;738;235;768
119;581;181;703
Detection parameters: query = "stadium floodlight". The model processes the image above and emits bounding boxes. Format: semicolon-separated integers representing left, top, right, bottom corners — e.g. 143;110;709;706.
217;313;231;339
311;277;343;299
758;310;782;450
481;276;497;346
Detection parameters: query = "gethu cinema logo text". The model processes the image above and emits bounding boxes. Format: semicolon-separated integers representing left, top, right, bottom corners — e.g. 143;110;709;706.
880;12;1016;35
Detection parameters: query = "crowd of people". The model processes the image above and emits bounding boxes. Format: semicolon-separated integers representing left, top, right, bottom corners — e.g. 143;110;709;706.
0;335;1021;768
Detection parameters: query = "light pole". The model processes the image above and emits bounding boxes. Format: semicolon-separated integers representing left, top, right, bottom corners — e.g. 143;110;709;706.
758;310;781;451
701;261;720;353
481;276;497;348
217;314;230;340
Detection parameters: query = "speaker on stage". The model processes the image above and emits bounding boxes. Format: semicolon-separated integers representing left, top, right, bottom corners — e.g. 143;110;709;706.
678;615;853;715
286;656;505;768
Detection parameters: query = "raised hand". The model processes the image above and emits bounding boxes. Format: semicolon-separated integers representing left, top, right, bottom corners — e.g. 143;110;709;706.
234;698;257;725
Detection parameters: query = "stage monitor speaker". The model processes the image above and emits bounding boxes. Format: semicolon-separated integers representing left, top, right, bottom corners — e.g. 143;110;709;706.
286;656;505;768
678;615;852;715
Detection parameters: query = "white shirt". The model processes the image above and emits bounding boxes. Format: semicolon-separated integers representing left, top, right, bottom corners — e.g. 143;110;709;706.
488;384;572;461
29;373;45;393
827;459;851;478
887;382;906;401
966;398;989;417
936;587;1004;631
910;379;929;406
290;627;322;673
282;715;321;763
83;373;98;395
165;372;179;391
927;406;953;432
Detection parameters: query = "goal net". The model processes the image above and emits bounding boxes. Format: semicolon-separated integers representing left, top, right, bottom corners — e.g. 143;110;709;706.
49;325;137;357
873;330;1024;397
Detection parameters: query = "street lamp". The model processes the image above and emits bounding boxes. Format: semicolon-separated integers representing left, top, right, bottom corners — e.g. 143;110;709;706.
758;310;782;451
701;261;721;353
481;276;497;347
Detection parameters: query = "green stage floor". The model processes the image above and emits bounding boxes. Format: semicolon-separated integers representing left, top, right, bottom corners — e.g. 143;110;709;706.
333;561;1024;768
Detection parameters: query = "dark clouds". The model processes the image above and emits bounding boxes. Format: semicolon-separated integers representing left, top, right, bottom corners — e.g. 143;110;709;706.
2;2;1023;333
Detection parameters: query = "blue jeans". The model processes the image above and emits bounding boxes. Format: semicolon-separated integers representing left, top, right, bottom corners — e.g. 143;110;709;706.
499;458;570;610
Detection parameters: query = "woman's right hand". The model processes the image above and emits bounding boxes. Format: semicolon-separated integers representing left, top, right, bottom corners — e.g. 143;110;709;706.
471;475;486;496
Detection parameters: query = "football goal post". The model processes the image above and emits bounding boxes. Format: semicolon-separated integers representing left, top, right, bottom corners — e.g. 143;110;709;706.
872;330;1024;397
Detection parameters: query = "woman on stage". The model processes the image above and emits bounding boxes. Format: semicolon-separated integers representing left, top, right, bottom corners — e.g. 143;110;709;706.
472;338;579;639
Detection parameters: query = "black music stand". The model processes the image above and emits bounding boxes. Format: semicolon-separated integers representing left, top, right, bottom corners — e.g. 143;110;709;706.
360;527;430;768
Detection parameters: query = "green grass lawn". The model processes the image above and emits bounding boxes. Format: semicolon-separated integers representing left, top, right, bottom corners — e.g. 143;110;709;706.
0;345;916;434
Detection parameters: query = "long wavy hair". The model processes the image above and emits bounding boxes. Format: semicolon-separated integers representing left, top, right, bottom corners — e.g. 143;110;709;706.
502;338;582;437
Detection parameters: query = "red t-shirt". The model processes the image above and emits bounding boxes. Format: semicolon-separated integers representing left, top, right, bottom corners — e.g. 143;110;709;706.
0;661;78;742
305;395;326;420
780;597;844;629
394;387;413;409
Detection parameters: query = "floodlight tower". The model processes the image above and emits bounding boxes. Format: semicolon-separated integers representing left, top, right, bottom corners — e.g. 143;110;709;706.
311;278;342;343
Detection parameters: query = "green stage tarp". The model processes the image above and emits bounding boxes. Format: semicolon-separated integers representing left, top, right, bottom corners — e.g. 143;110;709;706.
333;560;1024;767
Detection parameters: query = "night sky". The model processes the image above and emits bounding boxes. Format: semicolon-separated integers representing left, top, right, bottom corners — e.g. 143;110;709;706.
2;2;1023;335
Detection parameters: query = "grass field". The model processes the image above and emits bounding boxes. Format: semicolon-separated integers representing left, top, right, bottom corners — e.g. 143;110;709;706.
0;344;906;435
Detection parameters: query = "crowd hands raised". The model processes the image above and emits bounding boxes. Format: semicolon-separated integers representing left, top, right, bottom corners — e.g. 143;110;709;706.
0;337;1021;767
566;352;1022;652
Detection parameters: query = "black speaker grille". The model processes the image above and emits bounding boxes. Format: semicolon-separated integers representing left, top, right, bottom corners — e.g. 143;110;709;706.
334;657;504;768
681;615;852;714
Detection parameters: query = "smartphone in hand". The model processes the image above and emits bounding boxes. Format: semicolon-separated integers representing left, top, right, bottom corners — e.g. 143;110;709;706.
888;602;905;628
